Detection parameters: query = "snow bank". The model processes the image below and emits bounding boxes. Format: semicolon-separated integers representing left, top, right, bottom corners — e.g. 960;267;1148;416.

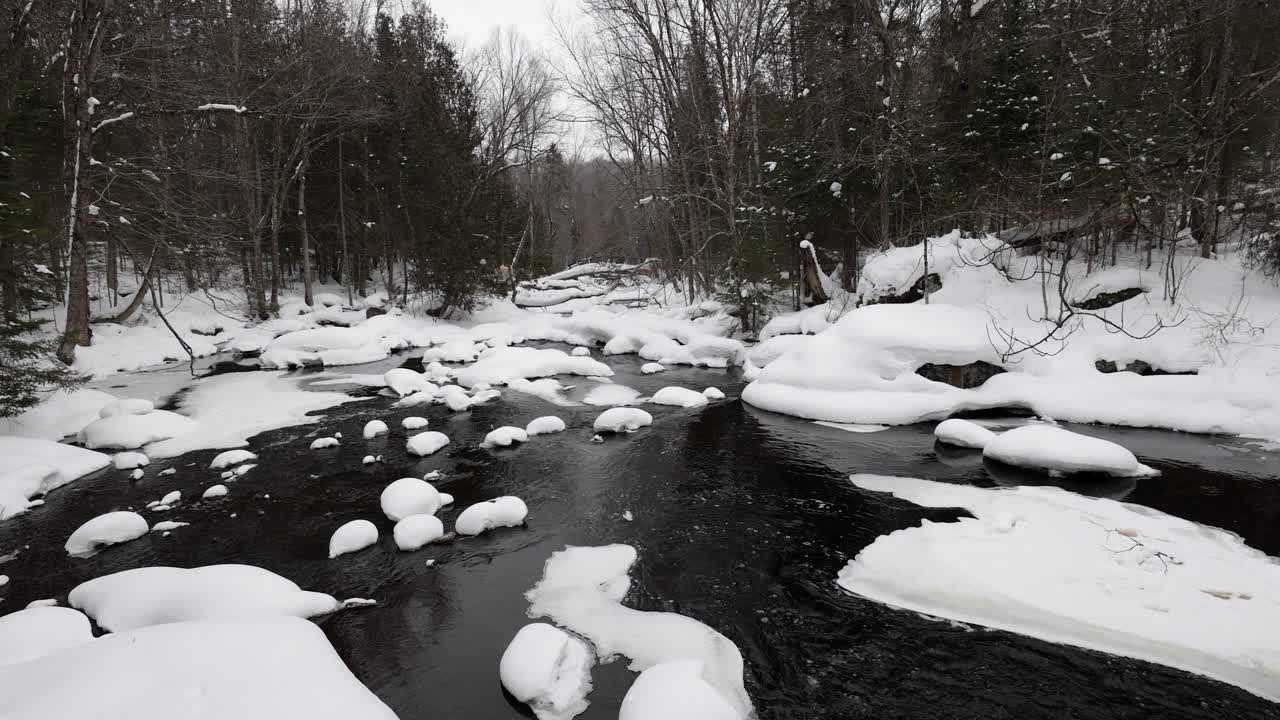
0;438;110;521
0;388;116;441
983;425;1156;477
593;408;653;433
329;520;379;558
68;564;339;631
526;544;752;717
619;659;741;720
0;607;94;667
933;419;996;450
363;420;389;439
380;478;442;521
406;431;450;457
500;623;593;720
650;387;709;409
840;474;1280;703
210;449;257;469
111;451;149;470
482;426;528;449
526;416;567;436
583;384;641;407
78;408;199;450
0;617;397;719
455;496;528;536
65;511;149;556
454;347;612;388
393;515;445;551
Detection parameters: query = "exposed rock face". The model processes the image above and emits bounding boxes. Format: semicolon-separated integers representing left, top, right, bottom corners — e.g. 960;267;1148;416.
1073;287;1144;310
916;360;1006;389
1095;359;1196;376
867;273;943;306
366;306;388;318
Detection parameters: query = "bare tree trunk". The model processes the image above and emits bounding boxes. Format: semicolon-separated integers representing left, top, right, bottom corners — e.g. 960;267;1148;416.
299;143;313;306
338;138;351;305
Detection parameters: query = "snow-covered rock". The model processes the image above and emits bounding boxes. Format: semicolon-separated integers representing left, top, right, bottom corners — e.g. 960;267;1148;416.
362;420;389;439
402;416;428;430
310;436;340;450
593;408;653;433
0;438;110;521
500;623;593;720
526;416;567;436
619;659;742;720
380;478;443;521
209;449;257;469
112;451;149;470
583;383;641;407
151;520;187;532
130;468;144;480
454;347;613;388
571;346;591;357
0;607;94;667
98;398;154;418
328;520;379;558
703;387;725;401
78;409;200;450
68;565;339;632
0;388;116;441
383;368;432;398
650;387;709;409
640;363;665;375
406;431;450;457
393;514;445;551
482;426;528;449
439;492;454;506
934;419;997;450
159;490;181;505
203;484;228;498
983;424;1156;477
455;496;528;536
65;511;149;556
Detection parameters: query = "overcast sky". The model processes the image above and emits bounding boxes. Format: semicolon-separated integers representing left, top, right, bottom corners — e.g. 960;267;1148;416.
426;0;568;53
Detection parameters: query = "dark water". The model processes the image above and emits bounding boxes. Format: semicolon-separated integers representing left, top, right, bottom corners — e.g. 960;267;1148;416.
2;352;1278;719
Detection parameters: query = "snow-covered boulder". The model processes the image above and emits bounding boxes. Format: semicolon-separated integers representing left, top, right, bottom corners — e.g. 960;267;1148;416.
203;484;228;499
383;368;432;398
454;346;613;388
703;387;725;400
68;565;339;632
112;451;149;470
406;431;450;457
159;490;181;506
583;384;642;407
422;340;484;363
151;520;188;532
209;449;257;470
393;514;445;551
500;623;593;720
934;419;997;450
380;478;442;521
98;398;154;418
362;420;389;439
526;416;567;436
983;424;1156;477
310;436;339;450
482;426;528;449
0;439;110;521
455;496;528;536
65;511;149;556
593;408;653;433
402;416;428;430
640;362;665;375
619;659;742;720
0;607;94;667
78;409;199;450
328;520;378;558
571;346;591;357
650;387;709;409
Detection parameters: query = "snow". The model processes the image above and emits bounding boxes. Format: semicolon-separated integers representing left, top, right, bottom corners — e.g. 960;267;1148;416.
983;424;1157;477
68;565;339;631
329;520;379;558
393;514;445;551
384;368;432;397
210;449;257;469
507;377;574;405
0;388;116;441
130;468;144;480
151;520;188;532
526;544;752;717
0;617;397;720
650;387;709;409
482;426;529;449
380;478;443;521
363;420;389;439
402;416;429;430
933;418;997;449
526;416;567;436
454;347;613;388
310;436;340;450
571;346;591;356
455;496;528;536
111;451;148;470
406;431;450;457
422;339;485;363
65;511;149;557
500;623;593;720
78;408;199;450
159;490;181;505
840;473;1280;703
702;387;725;400
0;607;94;667
593;408;653;433
99;398;154;417
203;484;228;498
640;363;665;375
0;438;110;521
583;383;641;407
619;659;741;720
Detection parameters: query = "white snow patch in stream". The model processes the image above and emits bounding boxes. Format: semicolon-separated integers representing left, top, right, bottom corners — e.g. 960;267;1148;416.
0;438;111;522
455;496;528;536
393;515;445;551
650;387;709;409
329;520;379;558
593;408;653;433
402;416;428;430
406;431;450;456
202;484;228;498
363;420;389;439
64;511;148;557
933;418;997;449
640;363;665;375
526;544;752;718
839;473;1280;703
482;426;528;449
583;384;642;407
500;623;594;720
983;424;1157;477
209;449;257;469
111;451;149;470
526;416;567;436
619;659;741;720
454;347;612;388
78;409;198;450
381;478;442;521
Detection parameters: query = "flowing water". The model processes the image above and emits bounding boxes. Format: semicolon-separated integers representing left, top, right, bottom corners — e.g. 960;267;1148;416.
2;351;1278;719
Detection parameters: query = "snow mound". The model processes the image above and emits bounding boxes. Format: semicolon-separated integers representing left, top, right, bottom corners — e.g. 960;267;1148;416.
78;409;200;450
151;520;188;532
934;419;996;450
68;565;339;631
209;449;257;469
526;416;567;436
363;420;389;439
99;398;154;418
455;496;528;536
593;408;653;433
384;368;432;398
0;438;110;521
0;607;94;667
65;511;148;556
454;347;613;388
571;346;591;357
619;659;742;720
482;426;529;449
329;520;379;558
526;544;752;717
841;473;1280;703
583;384;641;407
402;416;428;430
507;377;575;405
650;387;709;409
0;388;116;441
393;514;445;551
500;623;594;720
111;451;149;470
422;340;485;363
203;484;228;498
641;363;665;375
159;490;181;505
310;436;340;450
703;387;725;400
406;431;450;457
983;425;1156;477
380;478;442;521
0;617;397;720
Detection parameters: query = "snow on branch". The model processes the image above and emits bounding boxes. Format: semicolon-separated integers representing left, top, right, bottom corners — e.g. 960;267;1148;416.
196;103;248;114
92;111;134;134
